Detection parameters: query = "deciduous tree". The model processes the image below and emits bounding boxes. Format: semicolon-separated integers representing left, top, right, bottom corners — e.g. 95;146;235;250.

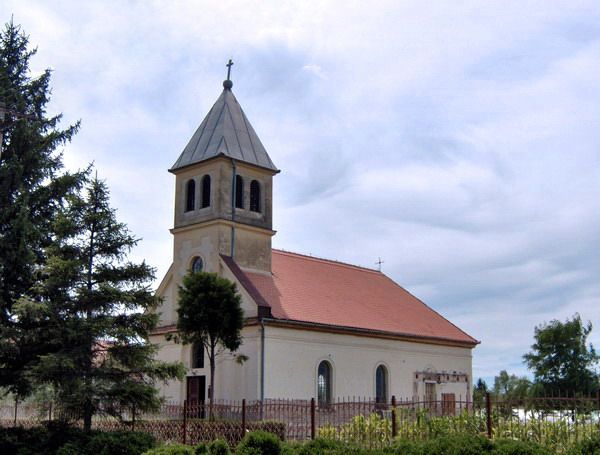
523;314;598;396
171;272;244;416
492;370;531;401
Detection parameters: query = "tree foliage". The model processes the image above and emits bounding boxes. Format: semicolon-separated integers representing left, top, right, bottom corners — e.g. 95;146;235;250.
472;378;488;407
492;370;531;401
172;272;244;412
30;177;183;430
0;20;85;396
523;314;598;396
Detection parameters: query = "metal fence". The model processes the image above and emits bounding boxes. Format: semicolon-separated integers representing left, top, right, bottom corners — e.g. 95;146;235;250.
1;393;599;449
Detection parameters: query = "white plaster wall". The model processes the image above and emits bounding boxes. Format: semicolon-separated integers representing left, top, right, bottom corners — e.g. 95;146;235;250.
262;326;473;401
150;325;261;403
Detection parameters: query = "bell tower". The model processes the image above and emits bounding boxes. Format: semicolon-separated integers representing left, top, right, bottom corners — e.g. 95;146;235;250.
169;63;279;276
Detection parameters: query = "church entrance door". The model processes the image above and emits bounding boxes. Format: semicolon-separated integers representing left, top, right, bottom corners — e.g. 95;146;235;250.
186;375;206;418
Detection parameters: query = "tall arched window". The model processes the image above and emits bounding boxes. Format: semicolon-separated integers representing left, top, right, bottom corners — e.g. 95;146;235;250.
201;175;211;208
191;343;204;369
317;361;332;407
250;180;261;213
185;179;195;212
375;365;388;404
235;175;244;209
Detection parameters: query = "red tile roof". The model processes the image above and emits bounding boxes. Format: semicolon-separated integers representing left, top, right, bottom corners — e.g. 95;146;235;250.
228;250;478;346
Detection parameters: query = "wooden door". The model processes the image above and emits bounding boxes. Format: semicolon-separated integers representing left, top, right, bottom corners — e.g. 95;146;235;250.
186;376;206;418
425;383;436;413
442;393;456;415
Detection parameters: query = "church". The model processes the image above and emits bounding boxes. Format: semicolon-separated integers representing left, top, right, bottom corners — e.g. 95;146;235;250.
150;68;478;407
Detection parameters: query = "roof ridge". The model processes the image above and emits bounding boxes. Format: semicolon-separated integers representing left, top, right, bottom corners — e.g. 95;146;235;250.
272;248;381;274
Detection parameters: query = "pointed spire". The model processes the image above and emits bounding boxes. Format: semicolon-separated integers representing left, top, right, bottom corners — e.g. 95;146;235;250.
170;64;278;173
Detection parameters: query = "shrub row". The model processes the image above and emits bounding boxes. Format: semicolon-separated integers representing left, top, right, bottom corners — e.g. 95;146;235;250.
0;422;156;455
3;424;600;455
145;432;600;455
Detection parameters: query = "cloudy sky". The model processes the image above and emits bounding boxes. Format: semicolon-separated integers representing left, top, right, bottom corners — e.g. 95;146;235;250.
5;0;600;384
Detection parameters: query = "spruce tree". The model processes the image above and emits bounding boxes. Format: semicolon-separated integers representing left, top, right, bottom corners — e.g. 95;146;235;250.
32;176;183;431
0;21;84;396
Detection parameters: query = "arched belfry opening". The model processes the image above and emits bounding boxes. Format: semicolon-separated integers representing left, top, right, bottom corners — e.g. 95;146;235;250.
235;175;244;209
250;180;261;213
201;175;211;208
185;179;195;212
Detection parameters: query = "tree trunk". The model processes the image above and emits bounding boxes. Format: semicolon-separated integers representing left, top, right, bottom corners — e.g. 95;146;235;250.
209;343;216;420
83;399;92;432
83;200;97;433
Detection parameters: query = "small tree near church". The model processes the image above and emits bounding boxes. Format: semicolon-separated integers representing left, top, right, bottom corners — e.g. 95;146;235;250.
171;272;244;416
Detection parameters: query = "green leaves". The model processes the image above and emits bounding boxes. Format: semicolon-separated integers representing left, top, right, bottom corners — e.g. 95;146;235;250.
176;272;244;352
523;314;599;396
175;271;245;407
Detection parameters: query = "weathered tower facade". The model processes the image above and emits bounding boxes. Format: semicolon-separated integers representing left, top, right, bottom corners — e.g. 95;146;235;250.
169;76;279;279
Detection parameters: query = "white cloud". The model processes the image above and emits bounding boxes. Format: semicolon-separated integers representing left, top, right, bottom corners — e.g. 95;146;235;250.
5;0;600;382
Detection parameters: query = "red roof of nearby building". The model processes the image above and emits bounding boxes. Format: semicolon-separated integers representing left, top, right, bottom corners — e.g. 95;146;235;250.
227;250;478;346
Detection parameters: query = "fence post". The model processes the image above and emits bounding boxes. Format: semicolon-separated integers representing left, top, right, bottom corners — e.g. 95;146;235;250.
597;391;600;430
310;397;316;440
485;392;492;438
183;400;188;445
242;399;246;436
391;395;397;438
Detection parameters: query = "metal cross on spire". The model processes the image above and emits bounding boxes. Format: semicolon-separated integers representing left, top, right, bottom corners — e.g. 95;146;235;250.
226;59;234;80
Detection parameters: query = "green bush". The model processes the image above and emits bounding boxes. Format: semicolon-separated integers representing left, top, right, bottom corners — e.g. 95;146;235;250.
492;438;553;455
388;439;423;455
237;430;281;455
195;442;208;454
284;438;372;455
56;442;83;455
142;443;196;455
85;430;155;455
0;424;89;455
207;438;230;455
567;433;600;455
418;434;493;455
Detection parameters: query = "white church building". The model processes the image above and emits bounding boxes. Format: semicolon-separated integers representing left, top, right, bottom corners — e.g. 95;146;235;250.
150;72;478;407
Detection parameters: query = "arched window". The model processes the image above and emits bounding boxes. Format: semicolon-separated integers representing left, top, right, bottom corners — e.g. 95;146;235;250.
191;256;203;273
250;180;261;213
185;179;195;212
375;365;388;404
317;361;332;407
201;175;211;208
235;175;244;209
191;343;204;369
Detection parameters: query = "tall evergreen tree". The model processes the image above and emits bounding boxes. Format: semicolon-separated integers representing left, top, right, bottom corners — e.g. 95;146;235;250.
0;21;84;396
31;176;183;431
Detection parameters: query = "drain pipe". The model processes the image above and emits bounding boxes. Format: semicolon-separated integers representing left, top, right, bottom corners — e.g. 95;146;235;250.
230;159;236;258
260;319;265;418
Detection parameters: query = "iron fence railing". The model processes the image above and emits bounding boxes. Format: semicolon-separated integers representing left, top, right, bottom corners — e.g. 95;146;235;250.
1;393;598;448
